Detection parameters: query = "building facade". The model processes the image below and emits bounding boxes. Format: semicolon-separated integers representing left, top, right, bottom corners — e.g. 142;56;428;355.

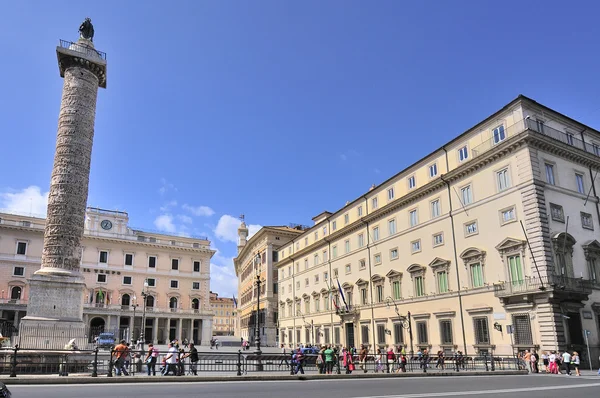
210;291;236;336
0;207;215;345
276;96;600;364
234;220;305;345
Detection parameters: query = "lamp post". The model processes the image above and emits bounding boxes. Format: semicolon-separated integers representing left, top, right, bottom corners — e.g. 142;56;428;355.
131;295;138;344
385;296;414;356
140;280;149;351
253;252;263;371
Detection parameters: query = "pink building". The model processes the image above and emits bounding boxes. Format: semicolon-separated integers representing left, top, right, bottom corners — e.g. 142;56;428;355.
0;207;215;346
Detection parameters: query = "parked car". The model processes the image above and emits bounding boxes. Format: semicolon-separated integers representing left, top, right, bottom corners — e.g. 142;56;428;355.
0;381;11;398
96;332;116;348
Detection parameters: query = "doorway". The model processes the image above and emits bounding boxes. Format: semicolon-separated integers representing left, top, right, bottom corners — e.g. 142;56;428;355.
345;322;355;348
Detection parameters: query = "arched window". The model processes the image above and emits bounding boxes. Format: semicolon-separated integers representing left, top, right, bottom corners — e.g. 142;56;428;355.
121;294;130;306
11;286;22;300
95;290;106;305
145;295;155;307
191;298;200;309
169;297;178;309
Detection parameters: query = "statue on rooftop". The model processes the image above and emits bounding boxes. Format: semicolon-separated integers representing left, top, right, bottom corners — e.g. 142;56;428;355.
79;18;94;41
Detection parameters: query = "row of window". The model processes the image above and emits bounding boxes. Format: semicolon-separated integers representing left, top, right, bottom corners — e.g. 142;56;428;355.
282;252;524;313
92;273;201;290
281;316;511;350
544;163;595;197
95;251;203;272
105;293;203;310
280;207;518;284
549;202;594;230
281;165;514;263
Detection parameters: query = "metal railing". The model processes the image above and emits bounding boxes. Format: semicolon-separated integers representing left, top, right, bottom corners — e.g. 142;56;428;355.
471;118;600;161
0;347;525;377
59;39;106;61
494;274;593;297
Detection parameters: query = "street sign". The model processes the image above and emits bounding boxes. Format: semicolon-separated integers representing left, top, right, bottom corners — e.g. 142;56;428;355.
506;325;513;334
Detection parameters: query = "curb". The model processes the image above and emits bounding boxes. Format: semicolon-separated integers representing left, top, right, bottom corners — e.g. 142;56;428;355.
0;370;527;385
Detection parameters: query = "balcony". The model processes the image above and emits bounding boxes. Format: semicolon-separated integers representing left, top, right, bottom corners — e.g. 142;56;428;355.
494;275;593;298
58;39;106;60
0;298;28;307
471;118;600;161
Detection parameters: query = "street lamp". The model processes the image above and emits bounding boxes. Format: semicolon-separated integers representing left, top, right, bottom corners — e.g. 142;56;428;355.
254;252;263;371
131;295;139;344
140;280;149;351
385;296;413;356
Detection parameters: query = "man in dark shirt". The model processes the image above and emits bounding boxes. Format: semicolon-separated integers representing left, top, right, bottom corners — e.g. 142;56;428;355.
184;343;199;375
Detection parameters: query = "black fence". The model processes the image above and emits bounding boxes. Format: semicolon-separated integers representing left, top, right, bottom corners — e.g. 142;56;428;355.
0;346;524;377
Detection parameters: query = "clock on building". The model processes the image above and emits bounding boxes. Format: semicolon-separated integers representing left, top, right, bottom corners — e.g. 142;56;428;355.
100;220;113;230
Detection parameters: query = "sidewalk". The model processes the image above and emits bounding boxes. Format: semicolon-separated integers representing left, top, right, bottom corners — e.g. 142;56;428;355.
0;369;527;385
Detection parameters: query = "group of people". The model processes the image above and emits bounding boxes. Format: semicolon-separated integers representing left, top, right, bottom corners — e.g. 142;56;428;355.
521;349;583;376
111;340;199;376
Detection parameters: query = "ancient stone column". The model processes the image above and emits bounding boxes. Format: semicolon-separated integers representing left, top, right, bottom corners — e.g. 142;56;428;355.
20;21;107;348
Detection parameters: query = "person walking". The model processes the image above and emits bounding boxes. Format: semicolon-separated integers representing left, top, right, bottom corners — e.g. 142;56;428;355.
112;340;128;376
278;344;289;369
386;346;395;373
561;351;572;375
163;343;178;376
571;352;580;376
324;345;334;374
530;351;539;373
359;344;368;373
144;344;159;376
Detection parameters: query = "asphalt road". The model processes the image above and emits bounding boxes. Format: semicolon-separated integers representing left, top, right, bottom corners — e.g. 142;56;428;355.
7;375;600;398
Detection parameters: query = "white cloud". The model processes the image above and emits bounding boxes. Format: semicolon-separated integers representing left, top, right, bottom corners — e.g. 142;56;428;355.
214;214;262;243
339;149;361;162
158;178;177;195
177;214;193;224
159;200;178;212
0;186;49;217
154;214;176;233
182;204;215;217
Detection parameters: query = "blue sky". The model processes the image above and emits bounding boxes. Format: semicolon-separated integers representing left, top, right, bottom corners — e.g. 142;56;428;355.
2;1;600;297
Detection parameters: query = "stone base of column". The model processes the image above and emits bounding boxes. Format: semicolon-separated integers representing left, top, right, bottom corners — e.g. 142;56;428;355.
19;273;87;349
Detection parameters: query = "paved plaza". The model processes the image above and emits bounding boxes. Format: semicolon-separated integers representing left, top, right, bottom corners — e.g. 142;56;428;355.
6;374;600;398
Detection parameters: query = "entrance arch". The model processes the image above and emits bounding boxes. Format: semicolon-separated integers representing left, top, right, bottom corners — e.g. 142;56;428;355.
10;286;22;300
90;317;106;337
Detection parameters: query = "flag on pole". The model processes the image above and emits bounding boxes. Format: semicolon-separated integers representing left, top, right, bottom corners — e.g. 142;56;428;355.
233;295;238;308
337;278;349;311
325;278;339;310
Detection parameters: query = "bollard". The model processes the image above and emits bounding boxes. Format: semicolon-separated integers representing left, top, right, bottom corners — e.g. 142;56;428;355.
107;348;114;377
92;347;99;377
236;350;242;376
9;345;18;378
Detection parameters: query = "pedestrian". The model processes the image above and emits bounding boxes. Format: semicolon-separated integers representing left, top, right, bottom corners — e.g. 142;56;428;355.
324;345;334;374
548;351;558;374
541;351;549;373
572;352;580;376
436;350;445;371
278;344;289;369
359;344;368;373
316;346;325;374
374;348;382;373
144;343;159;376
184;343;198;375
386;346;395;373
293;349;305;375
177;348;185;376
112;340;128;376
530;351;538;373
561;350;572;375
163;343;178;376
